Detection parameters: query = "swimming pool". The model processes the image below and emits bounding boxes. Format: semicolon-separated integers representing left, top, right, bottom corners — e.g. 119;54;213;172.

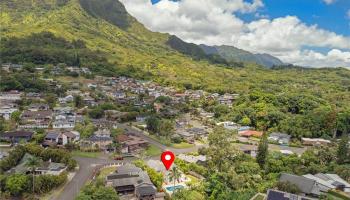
165;185;184;192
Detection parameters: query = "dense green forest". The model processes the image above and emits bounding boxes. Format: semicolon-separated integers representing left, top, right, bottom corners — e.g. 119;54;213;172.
0;32;117;76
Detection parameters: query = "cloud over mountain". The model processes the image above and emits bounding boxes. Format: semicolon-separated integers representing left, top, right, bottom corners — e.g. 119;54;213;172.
120;0;350;68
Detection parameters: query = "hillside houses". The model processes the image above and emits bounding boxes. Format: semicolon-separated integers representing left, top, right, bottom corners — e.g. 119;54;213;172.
116;134;149;153
0;90;23;101
19;110;53;129
52;107;76;129
0;131;34;143
0;103;18;120
106;164;157;199
279;173;350;198
43;130;80;147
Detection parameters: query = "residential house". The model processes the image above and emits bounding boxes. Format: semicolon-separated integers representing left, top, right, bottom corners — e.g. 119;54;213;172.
52;107;76;129
63;131;80;142
176;131;195;143
217;93;235;107
25;92;43;100
8;153;66;175
302;138;331;146
106;164;157;200
240;145;258;157
91;118;118;129
186;127;208;137
58;95;74;104
82;134;113;151
216;121;239;130
36;162;67;175
1;63;23;71
114;91;126;99
136;116;148;123
43;131;68;146
239;130;263;138
28;103;49;112
83;96;97;107
0;90;22;101
279;173;322;197
238;126;251;132
94;129;111;138
199;110;215;120
0;103;18;120
19;110;52;129
268;132;291;145
0;131;34;143
116;134;149;153
303;173;350;193
265;189;313;200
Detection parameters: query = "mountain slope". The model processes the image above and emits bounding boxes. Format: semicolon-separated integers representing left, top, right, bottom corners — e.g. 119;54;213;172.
200;44;284;68
1;0;349;99
1;0;258;91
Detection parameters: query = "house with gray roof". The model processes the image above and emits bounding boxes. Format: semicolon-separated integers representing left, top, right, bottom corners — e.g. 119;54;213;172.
279;173;321;197
7;153;66;175
0;131;34;143
309;173;350;193
106;164;156;200
266;189;314;200
268;132;291;145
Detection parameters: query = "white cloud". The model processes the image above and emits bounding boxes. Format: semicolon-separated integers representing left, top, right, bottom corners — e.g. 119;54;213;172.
323;0;336;5
347;9;350;19
120;0;350;68
278;49;350;68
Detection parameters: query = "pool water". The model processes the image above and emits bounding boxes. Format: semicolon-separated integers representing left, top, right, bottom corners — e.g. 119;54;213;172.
165;185;184;192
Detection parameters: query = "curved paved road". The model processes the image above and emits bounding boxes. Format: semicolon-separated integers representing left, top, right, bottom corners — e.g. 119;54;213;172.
53;156;113;200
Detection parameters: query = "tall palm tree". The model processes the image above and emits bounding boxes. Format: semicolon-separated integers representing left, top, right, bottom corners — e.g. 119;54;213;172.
25;156;41;194
168;166;181;190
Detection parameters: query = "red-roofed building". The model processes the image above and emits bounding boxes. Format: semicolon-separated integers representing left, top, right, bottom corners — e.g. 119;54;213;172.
239;130;263;138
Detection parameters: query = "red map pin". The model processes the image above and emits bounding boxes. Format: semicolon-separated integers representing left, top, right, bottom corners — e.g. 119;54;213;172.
161;151;175;170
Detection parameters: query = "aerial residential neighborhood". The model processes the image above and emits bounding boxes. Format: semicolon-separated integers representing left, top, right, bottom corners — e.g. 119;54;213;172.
1;0;350;200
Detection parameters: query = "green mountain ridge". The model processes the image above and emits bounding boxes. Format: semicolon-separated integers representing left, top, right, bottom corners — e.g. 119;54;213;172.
200;44;284;68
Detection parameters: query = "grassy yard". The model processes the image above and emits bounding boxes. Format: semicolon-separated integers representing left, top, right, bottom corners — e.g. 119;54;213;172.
71;150;101;158
97;167;117;179
186;175;200;184
171;142;195;149
147;134;195;149
145;144;162;157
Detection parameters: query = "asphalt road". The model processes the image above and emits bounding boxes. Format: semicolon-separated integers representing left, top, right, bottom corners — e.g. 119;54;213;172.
53;156;113;200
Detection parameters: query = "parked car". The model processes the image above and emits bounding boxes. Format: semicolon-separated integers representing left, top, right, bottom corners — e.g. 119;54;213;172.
114;156;123;160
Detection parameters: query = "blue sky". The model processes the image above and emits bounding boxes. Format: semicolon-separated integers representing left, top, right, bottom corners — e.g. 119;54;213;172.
122;0;350;68
247;0;349;35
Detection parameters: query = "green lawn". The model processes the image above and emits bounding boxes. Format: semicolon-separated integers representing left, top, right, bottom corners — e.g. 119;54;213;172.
147;134;194;149
145;144;162;157
71;151;101;158
171;142;195;149
97;167;116;179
